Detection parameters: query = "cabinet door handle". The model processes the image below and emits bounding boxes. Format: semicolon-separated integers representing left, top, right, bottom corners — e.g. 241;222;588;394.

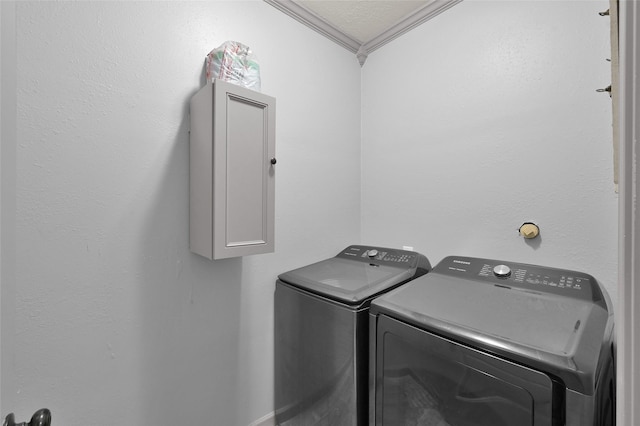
270;158;277;165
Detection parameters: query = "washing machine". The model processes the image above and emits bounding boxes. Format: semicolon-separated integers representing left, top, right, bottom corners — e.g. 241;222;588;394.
369;256;615;426
274;245;431;426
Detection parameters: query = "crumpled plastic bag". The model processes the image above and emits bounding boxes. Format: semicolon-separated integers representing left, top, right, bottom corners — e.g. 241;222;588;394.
205;41;261;91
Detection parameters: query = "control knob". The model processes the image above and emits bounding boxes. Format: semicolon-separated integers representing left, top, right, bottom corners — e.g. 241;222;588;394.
367;249;379;258
493;264;511;278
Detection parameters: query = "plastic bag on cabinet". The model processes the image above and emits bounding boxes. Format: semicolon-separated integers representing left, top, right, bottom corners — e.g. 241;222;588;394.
205;40;261;91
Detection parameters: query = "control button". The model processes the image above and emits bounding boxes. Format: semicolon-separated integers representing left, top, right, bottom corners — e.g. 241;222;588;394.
493;264;512;278
368;249;379;258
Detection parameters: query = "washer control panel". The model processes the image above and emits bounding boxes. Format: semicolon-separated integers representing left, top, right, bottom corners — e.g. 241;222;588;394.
336;245;428;269
437;256;604;303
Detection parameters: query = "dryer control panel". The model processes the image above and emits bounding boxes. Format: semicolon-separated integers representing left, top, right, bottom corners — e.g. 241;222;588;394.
436;256;605;303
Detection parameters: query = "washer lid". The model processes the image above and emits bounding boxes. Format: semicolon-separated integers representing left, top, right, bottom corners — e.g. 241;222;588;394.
371;256;614;394
278;245;429;305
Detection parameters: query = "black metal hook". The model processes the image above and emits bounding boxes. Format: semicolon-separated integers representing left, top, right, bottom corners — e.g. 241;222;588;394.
596;85;612;97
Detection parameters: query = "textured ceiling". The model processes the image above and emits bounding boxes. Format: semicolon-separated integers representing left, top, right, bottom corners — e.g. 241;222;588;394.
295;1;431;44
265;0;461;65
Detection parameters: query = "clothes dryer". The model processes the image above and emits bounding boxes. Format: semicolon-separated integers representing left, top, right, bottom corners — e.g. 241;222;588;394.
369;256;615;426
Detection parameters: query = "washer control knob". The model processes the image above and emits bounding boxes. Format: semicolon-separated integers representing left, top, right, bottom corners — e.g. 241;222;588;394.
493;264;511;278
368;249;379;258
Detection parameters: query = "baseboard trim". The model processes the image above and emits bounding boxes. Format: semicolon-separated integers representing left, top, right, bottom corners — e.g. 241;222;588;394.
248;412;275;426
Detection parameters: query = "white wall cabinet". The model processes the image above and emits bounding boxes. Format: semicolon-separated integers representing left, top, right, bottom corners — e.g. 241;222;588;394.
190;80;276;260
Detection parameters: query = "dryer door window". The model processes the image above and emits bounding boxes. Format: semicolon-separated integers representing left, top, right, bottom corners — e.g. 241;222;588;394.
374;315;555;426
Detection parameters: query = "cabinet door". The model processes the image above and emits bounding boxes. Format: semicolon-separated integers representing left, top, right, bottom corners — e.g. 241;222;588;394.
190;80;275;259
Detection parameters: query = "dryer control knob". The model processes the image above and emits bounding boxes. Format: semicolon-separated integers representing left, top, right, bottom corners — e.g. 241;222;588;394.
493;264;511;278
368;249;379;258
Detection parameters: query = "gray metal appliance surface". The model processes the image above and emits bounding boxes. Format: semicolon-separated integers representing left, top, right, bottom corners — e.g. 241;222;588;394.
369;256;615;426
274;245;431;426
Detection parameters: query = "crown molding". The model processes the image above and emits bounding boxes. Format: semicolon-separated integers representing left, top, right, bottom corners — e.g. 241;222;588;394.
264;0;462;66
264;0;361;53
362;0;463;54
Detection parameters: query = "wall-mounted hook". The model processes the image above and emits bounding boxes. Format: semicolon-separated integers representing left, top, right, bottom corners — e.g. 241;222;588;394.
596;85;612;97
599;9;610;16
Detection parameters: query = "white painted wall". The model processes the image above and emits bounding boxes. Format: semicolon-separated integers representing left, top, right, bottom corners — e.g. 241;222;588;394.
1;1;18;420
1;1;361;425
2;0;621;425
362;0;618;305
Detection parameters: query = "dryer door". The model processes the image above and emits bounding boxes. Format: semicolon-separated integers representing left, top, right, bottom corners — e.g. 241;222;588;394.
374;315;557;426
